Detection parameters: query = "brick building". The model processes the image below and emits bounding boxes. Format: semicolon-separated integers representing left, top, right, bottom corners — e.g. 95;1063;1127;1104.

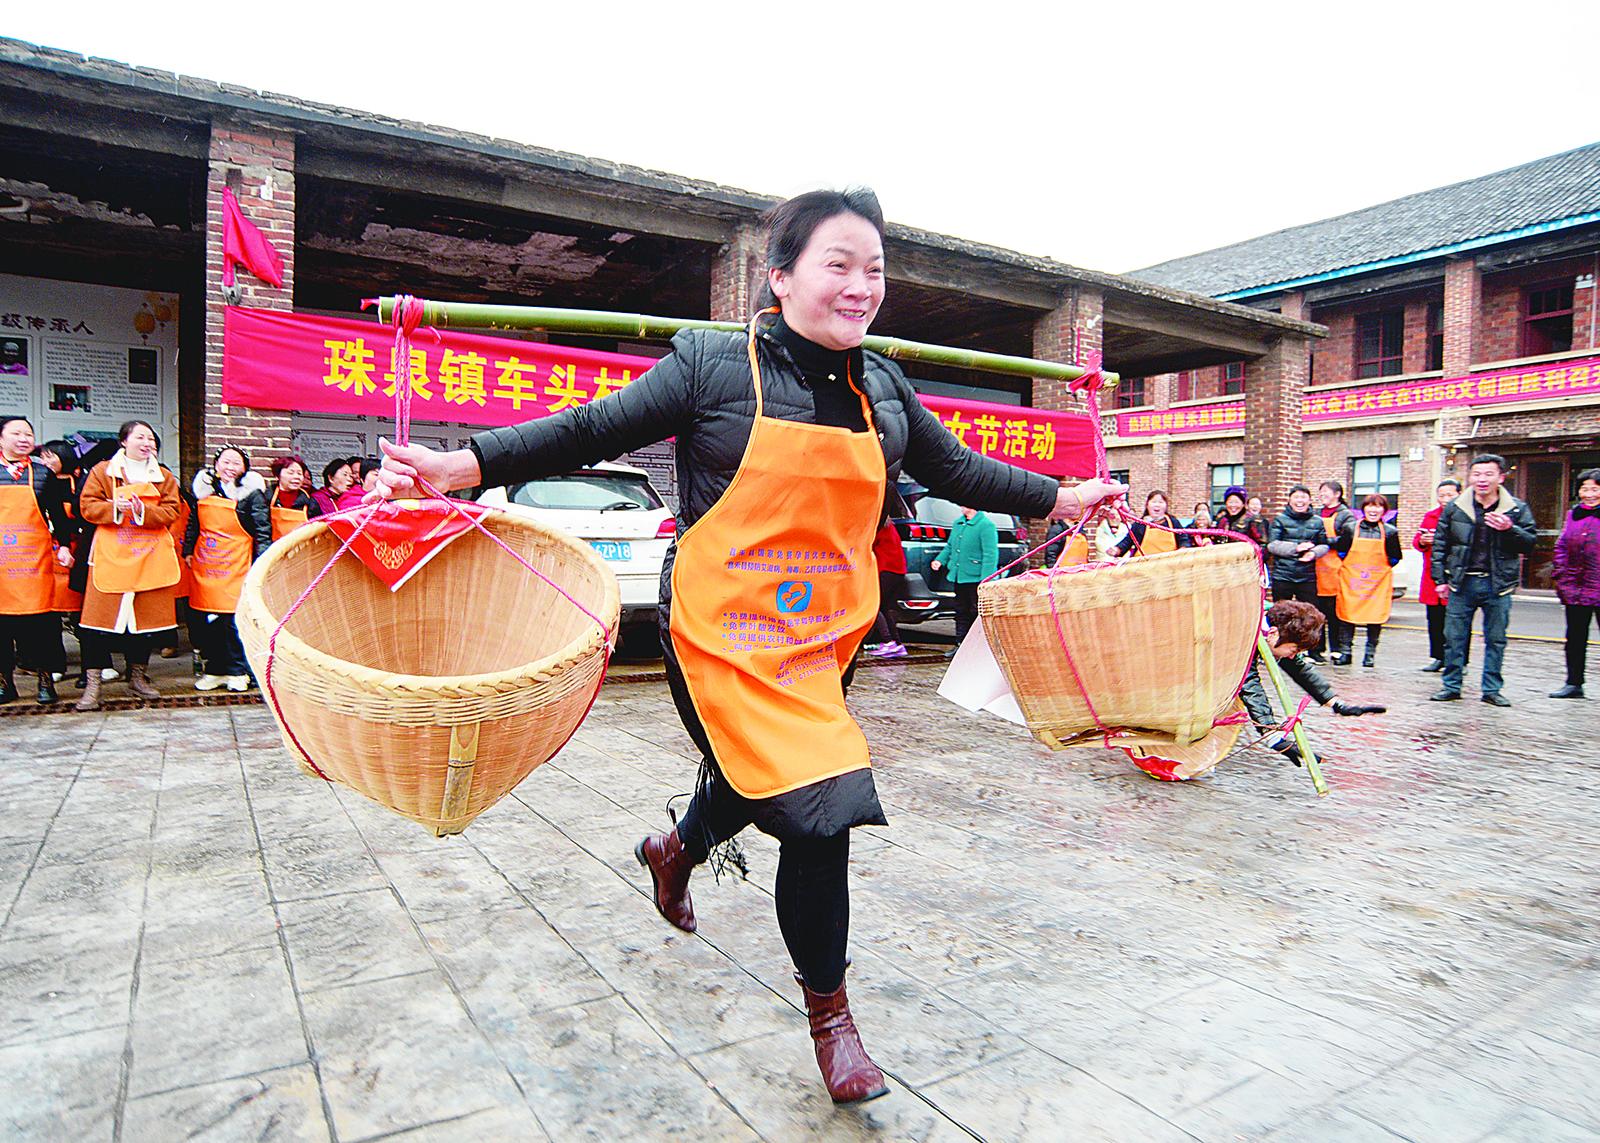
1127;143;1600;592
1;36;1321;546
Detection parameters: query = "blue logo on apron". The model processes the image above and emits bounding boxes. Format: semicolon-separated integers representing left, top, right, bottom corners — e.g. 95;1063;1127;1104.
776;580;813;613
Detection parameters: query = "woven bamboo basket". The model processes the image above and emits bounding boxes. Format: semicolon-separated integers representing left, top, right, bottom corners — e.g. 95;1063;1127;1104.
978;543;1261;752
236;510;620;836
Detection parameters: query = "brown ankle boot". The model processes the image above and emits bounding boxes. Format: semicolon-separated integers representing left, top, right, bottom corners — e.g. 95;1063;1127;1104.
74;672;102;712
128;664;160;701
634;829;696;932
796;971;889;1104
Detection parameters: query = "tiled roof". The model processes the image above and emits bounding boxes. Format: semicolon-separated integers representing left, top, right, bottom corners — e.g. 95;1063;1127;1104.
1128;142;1600;297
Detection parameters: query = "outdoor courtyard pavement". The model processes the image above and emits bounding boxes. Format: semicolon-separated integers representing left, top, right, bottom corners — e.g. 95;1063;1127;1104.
2;624;1597;1142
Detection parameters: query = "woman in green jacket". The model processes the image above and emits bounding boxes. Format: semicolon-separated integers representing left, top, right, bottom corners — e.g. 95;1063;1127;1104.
931;505;999;642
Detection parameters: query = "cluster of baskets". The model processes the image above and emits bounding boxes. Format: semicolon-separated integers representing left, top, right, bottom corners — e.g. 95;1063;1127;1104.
977;542;1262;760
237;509;619;836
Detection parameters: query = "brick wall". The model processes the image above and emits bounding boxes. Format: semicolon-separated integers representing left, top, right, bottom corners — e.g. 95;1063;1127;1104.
1242;336;1310;505
204;119;295;467
1308;286;1441;385
1032;286;1102;423
1479;255;1596;362
1442;258;1481;374
708;224;763;323
1301;422;1433;537
1171;438;1242;512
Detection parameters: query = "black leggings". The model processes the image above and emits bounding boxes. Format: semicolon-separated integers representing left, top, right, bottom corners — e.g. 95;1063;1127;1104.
0;613;65;675
80;629;157;671
1565;604;1596;686
677;776;852;994
869;570;904;644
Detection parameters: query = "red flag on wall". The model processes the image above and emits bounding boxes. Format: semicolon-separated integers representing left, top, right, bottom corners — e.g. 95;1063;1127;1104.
222;187;285;288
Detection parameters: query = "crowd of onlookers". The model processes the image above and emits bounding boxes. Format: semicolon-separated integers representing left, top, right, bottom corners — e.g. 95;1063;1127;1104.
0;412;386;710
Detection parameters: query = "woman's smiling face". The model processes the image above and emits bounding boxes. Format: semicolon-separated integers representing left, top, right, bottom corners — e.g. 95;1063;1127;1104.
768;212;885;351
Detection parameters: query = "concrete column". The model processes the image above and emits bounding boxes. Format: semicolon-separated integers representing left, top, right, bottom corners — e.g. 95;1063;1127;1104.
204;119;295;465
708;224;764;323
1442;258;1481;375
1243;335;1310;506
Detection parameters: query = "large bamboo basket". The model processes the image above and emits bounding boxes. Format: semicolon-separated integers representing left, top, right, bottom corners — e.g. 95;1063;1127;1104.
236;510;620;836
978;543;1261;751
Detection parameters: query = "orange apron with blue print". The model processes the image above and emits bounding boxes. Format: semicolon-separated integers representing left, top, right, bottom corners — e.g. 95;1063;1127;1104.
90;480;181;595
189;496;253;613
1315;514;1343;596
668;320;885;799
168;499;192;599
1135;521;1177;557
0;484;57;615
1336;534;1393;625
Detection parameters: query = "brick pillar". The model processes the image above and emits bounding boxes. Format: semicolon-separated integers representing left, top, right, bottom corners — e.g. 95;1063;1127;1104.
1031;285;1103;425
204;119;295;465
1442;258;1481;375
1243;335;1310;506
708;224;764;322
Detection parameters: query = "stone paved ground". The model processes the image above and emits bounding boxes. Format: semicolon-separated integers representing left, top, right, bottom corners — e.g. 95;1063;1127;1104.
2;623;1597;1142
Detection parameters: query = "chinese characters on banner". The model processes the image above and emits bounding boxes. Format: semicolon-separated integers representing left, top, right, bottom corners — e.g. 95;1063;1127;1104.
1113;353;1600;437
223;307;1102;478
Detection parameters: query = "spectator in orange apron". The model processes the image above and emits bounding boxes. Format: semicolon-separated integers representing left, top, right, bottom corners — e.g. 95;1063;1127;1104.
1333;494;1403;666
1414;478;1462;672
185;447;271;691
268;455;323;541
1108;490;1192;558
0;417;73;704
74;420;183;710
369;187;1127;1106
1315;480;1357;662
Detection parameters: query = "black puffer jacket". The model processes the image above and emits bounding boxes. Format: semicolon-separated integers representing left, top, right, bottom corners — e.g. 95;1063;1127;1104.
1430;489;1537;596
469;320;1059;842
1240;650;1336;735
1333;518;1403;565
1266;508;1330;584
471;321;1058;528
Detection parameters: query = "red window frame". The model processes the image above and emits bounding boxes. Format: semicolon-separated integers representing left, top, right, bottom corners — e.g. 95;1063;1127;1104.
1522;282;1575;356
1113;376;1148;409
1425;301;1444;372
1221;362;1245;396
1354;309;1404;379
1174;371;1194;402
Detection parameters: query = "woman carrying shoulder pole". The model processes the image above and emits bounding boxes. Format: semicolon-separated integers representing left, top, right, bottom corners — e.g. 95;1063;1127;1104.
369;188;1125;1105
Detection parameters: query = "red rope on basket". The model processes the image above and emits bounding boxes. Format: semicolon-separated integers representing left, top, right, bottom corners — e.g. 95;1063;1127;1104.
260;294;614;782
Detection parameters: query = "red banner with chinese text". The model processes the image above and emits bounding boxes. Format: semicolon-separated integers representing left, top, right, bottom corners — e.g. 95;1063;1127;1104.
222;307;1100;477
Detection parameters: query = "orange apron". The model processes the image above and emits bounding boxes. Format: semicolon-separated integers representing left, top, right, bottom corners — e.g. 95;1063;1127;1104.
1315;514;1342;596
1135;520;1177;557
0;482;57;615
668;318;884;799
51;482;83;612
270;501;309;542
1336;534;1393;625
89;480;181;595
169;499;192;599
189;496;254;613
1053;533;1090;568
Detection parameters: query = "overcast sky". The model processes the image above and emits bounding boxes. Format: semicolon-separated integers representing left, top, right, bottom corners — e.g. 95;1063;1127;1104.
8;2;1599;275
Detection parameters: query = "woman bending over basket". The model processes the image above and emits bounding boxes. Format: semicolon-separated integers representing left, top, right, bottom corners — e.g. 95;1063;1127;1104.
372;187;1125;1105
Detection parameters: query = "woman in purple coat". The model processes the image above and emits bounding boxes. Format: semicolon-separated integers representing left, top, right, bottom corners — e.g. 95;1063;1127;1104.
1550;467;1600;699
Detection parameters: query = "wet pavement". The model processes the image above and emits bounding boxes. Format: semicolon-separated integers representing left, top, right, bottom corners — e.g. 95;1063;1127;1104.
2;621;1597;1141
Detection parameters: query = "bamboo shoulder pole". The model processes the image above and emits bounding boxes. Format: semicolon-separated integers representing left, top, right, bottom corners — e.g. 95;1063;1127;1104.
374;297;1119;389
1256;636;1330;797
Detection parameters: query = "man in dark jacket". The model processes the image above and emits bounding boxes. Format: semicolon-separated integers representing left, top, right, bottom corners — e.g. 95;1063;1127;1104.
1429;454;1537;705
1266;485;1331;657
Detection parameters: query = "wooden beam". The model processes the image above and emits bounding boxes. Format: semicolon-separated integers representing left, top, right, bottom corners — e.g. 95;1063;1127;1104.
888;245;1063;310
0;85;206;159
1103;298;1275;358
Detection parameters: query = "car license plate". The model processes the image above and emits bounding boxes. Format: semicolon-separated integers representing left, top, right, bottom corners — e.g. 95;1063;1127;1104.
590;540;632;561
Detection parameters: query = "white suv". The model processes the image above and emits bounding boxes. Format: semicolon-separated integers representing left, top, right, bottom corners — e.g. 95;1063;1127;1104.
477;462;674;650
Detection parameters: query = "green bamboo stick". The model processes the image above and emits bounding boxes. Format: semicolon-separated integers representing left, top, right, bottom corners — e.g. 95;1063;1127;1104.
374;297;1120;388
1256;635;1330;796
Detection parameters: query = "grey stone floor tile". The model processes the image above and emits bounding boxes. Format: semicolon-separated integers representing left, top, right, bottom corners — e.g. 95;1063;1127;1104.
359;1103;550;1141
1474;1105;1600;1142
1432;1026;1600;1132
0;839;40;915
120;1063;330;1142
140;865;279;966
496;994;756;1141
128;945;306;1097
420;906;613;1027
3;857;146;944
1170;1070;1339;1142
372;844;524;925
919;1044;1196;1141
0;930;136;1048
1265;1106;1410;1141
278;887;435;992
0;1023;123;1141
300;970;523;1142
1333;1059;1530;1143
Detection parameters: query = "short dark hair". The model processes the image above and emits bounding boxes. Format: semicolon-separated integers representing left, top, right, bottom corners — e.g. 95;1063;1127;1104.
357;456;382;480
37;440;78;471
1143;489;1169;513
322;457;351;485
272;455;310;480
1576;467;1600;488
1361;493;1389;511
754;187;885;312
1438;478;1461;492
0;413;31;435
1319;480;1345;500
1267;599;1325;652
1469;453;1507;473
1287;484;1311;499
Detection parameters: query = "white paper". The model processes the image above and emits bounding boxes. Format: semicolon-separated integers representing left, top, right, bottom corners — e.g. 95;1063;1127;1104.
936;617;1028;726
